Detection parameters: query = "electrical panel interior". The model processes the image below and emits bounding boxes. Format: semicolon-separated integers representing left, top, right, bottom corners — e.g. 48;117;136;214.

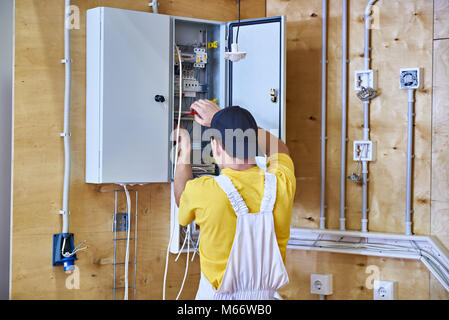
171;19;223;180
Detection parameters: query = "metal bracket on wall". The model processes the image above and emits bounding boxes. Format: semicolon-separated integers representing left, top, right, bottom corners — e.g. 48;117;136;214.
112;189;138;300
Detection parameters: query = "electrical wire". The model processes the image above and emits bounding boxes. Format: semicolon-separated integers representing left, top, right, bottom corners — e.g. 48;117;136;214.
236;0;241;44
191;232;200;262
288;238;449;287
176;224;191;300
61;0;72;235
123;184;131;300
175;226;189;262
163;46;184;300
61;238;88;258
174;46;183;173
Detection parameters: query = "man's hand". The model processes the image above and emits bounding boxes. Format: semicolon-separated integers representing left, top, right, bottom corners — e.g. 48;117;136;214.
173;123;193;206
173;124;191;164
190;99;221;127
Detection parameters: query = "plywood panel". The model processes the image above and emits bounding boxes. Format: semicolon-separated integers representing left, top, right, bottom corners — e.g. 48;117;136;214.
432;40;449;203
431;38;449;300
434;0;449;39
268;0;433;232
11;0;265;300
268;0;436;300
346;0;432;235
267;0;322;228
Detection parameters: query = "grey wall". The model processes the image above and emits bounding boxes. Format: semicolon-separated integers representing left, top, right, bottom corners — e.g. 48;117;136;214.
0;0;14;300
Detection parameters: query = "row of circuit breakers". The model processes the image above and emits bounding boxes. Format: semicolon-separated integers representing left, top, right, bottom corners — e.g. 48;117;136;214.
85;7;286;184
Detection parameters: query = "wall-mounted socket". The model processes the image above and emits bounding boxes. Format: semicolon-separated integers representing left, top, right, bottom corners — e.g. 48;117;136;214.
373;280;397;300
400;68;422;90
353;140;376;162
354;69;377;91
310;274;333;295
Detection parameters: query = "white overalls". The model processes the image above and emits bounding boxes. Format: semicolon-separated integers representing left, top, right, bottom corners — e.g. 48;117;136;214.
195;172;289;300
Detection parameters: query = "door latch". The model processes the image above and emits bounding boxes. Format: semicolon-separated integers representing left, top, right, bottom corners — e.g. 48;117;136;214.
270;89;277;103
154;95;165;103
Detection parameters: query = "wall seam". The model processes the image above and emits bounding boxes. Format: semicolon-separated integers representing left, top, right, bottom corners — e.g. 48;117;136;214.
429;0;435;300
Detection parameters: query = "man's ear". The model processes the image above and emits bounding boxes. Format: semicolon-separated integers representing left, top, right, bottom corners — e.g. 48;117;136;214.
210;137;218;156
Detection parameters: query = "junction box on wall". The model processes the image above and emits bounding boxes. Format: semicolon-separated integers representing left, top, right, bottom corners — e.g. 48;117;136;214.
399;68;422;90
353;140;376;162
354;69;377;91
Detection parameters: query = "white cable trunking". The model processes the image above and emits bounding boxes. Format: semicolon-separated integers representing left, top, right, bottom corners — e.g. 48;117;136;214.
288;228;449;293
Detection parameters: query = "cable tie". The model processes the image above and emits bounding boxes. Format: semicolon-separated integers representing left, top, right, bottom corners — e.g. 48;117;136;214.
60;132;72;137
61;58;72;64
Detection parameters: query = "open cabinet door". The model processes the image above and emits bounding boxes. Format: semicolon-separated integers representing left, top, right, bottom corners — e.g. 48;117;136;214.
86;8;171;183
227;17;286;141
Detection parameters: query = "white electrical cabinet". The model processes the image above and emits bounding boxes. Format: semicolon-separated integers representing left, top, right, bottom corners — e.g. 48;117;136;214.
86;7;286;184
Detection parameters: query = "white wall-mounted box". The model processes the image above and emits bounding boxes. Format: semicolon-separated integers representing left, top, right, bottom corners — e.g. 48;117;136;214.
310;273;333;295
353;140;376;162
373;280;397;300
86;8;171;184
354;69;377;91
399;67;423;90
86;8;286;185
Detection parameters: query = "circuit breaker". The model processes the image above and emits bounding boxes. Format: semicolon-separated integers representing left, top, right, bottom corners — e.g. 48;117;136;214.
86;7;286;185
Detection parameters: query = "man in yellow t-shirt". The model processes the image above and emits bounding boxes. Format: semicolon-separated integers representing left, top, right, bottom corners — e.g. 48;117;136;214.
173;100;296;299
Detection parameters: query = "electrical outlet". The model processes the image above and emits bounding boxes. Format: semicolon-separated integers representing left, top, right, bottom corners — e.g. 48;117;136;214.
310;274;333;295
400;68;422;90
354;69;377;91
373;280;397;300
353;140;376;162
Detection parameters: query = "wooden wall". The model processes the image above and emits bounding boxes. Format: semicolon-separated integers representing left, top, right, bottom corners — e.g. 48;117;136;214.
11;0;266;300
430;0;449;301
267;0;449;299
10;0;449;300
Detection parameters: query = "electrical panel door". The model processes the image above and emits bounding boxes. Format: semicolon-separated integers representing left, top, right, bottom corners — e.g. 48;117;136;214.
227;17;286;141
86;8;171;184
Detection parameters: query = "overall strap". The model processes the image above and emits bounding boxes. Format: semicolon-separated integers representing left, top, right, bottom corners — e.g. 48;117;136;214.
214;174;249;216
259;172;277;213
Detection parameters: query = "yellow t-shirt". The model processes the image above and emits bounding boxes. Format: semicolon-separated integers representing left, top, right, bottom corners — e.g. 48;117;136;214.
178;153;296;290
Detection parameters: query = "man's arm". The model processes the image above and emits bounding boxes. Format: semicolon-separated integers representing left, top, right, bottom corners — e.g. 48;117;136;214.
173;127;193;207
258;127;290;156
174;99;219;206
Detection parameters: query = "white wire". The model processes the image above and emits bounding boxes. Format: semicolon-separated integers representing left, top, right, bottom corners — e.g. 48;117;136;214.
176;224;190;300
288;239;449;287
175;227;189;262
163;46;184;300
123;184;131;300
173;45;183;175
191;232;200;262
162;187;177;300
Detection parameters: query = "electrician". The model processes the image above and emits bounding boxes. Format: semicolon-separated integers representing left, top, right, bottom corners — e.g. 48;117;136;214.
173;99;296;300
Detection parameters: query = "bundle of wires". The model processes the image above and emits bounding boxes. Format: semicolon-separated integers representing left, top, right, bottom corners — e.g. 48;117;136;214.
162;46;193;300
123;184;131;300
288;237;449;289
